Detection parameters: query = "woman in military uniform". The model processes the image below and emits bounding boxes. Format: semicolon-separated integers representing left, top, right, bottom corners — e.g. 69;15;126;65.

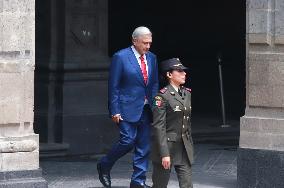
151;58;193;188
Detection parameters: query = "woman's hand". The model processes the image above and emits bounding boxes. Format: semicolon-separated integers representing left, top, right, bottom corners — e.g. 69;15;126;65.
162;156;171;169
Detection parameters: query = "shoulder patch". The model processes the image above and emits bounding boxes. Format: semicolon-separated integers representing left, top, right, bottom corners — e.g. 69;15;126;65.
159;87;168;94
185;87;192;93
153;96;163;107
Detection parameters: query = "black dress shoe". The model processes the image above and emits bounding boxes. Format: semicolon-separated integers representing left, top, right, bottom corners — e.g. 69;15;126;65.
130;182;151;188
97;162;111;188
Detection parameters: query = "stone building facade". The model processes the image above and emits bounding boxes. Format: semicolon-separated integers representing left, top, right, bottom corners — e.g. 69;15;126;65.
1;0;284;187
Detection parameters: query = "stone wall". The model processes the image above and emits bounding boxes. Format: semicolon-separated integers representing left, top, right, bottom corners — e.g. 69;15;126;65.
0;1;47;186
240;0;284;151
0;0;40;171
238;0;284;187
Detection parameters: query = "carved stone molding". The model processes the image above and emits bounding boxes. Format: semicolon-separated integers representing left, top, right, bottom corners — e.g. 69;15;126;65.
0;140;37;153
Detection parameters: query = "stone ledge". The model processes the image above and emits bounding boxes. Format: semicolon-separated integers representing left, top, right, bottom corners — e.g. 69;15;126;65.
240;131;284;151
0;151;39;171
240;115;284;133
0;134;39;143
248;33;272;45
249;51;284;60
240;115;284;150
245;107;284;118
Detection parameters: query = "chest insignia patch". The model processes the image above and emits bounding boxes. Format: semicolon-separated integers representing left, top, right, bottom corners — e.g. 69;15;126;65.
174;105;181;112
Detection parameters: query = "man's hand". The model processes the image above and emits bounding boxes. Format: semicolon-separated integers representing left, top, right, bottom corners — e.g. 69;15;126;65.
162;156;171;169
111;114;123;124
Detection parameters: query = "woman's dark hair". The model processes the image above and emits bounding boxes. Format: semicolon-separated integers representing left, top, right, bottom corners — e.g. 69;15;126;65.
159;70;174;88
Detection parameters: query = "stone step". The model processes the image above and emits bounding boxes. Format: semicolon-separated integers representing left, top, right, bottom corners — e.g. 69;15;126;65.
39;143;70;158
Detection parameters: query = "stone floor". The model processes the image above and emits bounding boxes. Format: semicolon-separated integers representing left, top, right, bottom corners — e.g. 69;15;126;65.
41;143;237;188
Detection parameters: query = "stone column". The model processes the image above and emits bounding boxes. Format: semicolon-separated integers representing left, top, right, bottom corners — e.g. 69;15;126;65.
238;0;284;187
0;0;47;187
61;0;115;155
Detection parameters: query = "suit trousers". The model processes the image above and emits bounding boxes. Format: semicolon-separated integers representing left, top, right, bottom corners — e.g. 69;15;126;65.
100;105;151;185
152;155;192;188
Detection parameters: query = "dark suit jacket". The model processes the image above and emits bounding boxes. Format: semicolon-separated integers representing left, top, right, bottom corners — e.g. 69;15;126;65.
151;84;194;165
108;46;159;122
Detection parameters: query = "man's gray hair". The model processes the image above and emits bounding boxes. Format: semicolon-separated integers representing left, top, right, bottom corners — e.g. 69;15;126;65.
132;26;152;39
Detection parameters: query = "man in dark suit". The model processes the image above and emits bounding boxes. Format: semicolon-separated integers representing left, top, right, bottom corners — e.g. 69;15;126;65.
97;26;159;188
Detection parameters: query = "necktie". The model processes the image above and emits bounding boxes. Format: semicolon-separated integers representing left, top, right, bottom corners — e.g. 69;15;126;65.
139;55;148;84
178;88;182;96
